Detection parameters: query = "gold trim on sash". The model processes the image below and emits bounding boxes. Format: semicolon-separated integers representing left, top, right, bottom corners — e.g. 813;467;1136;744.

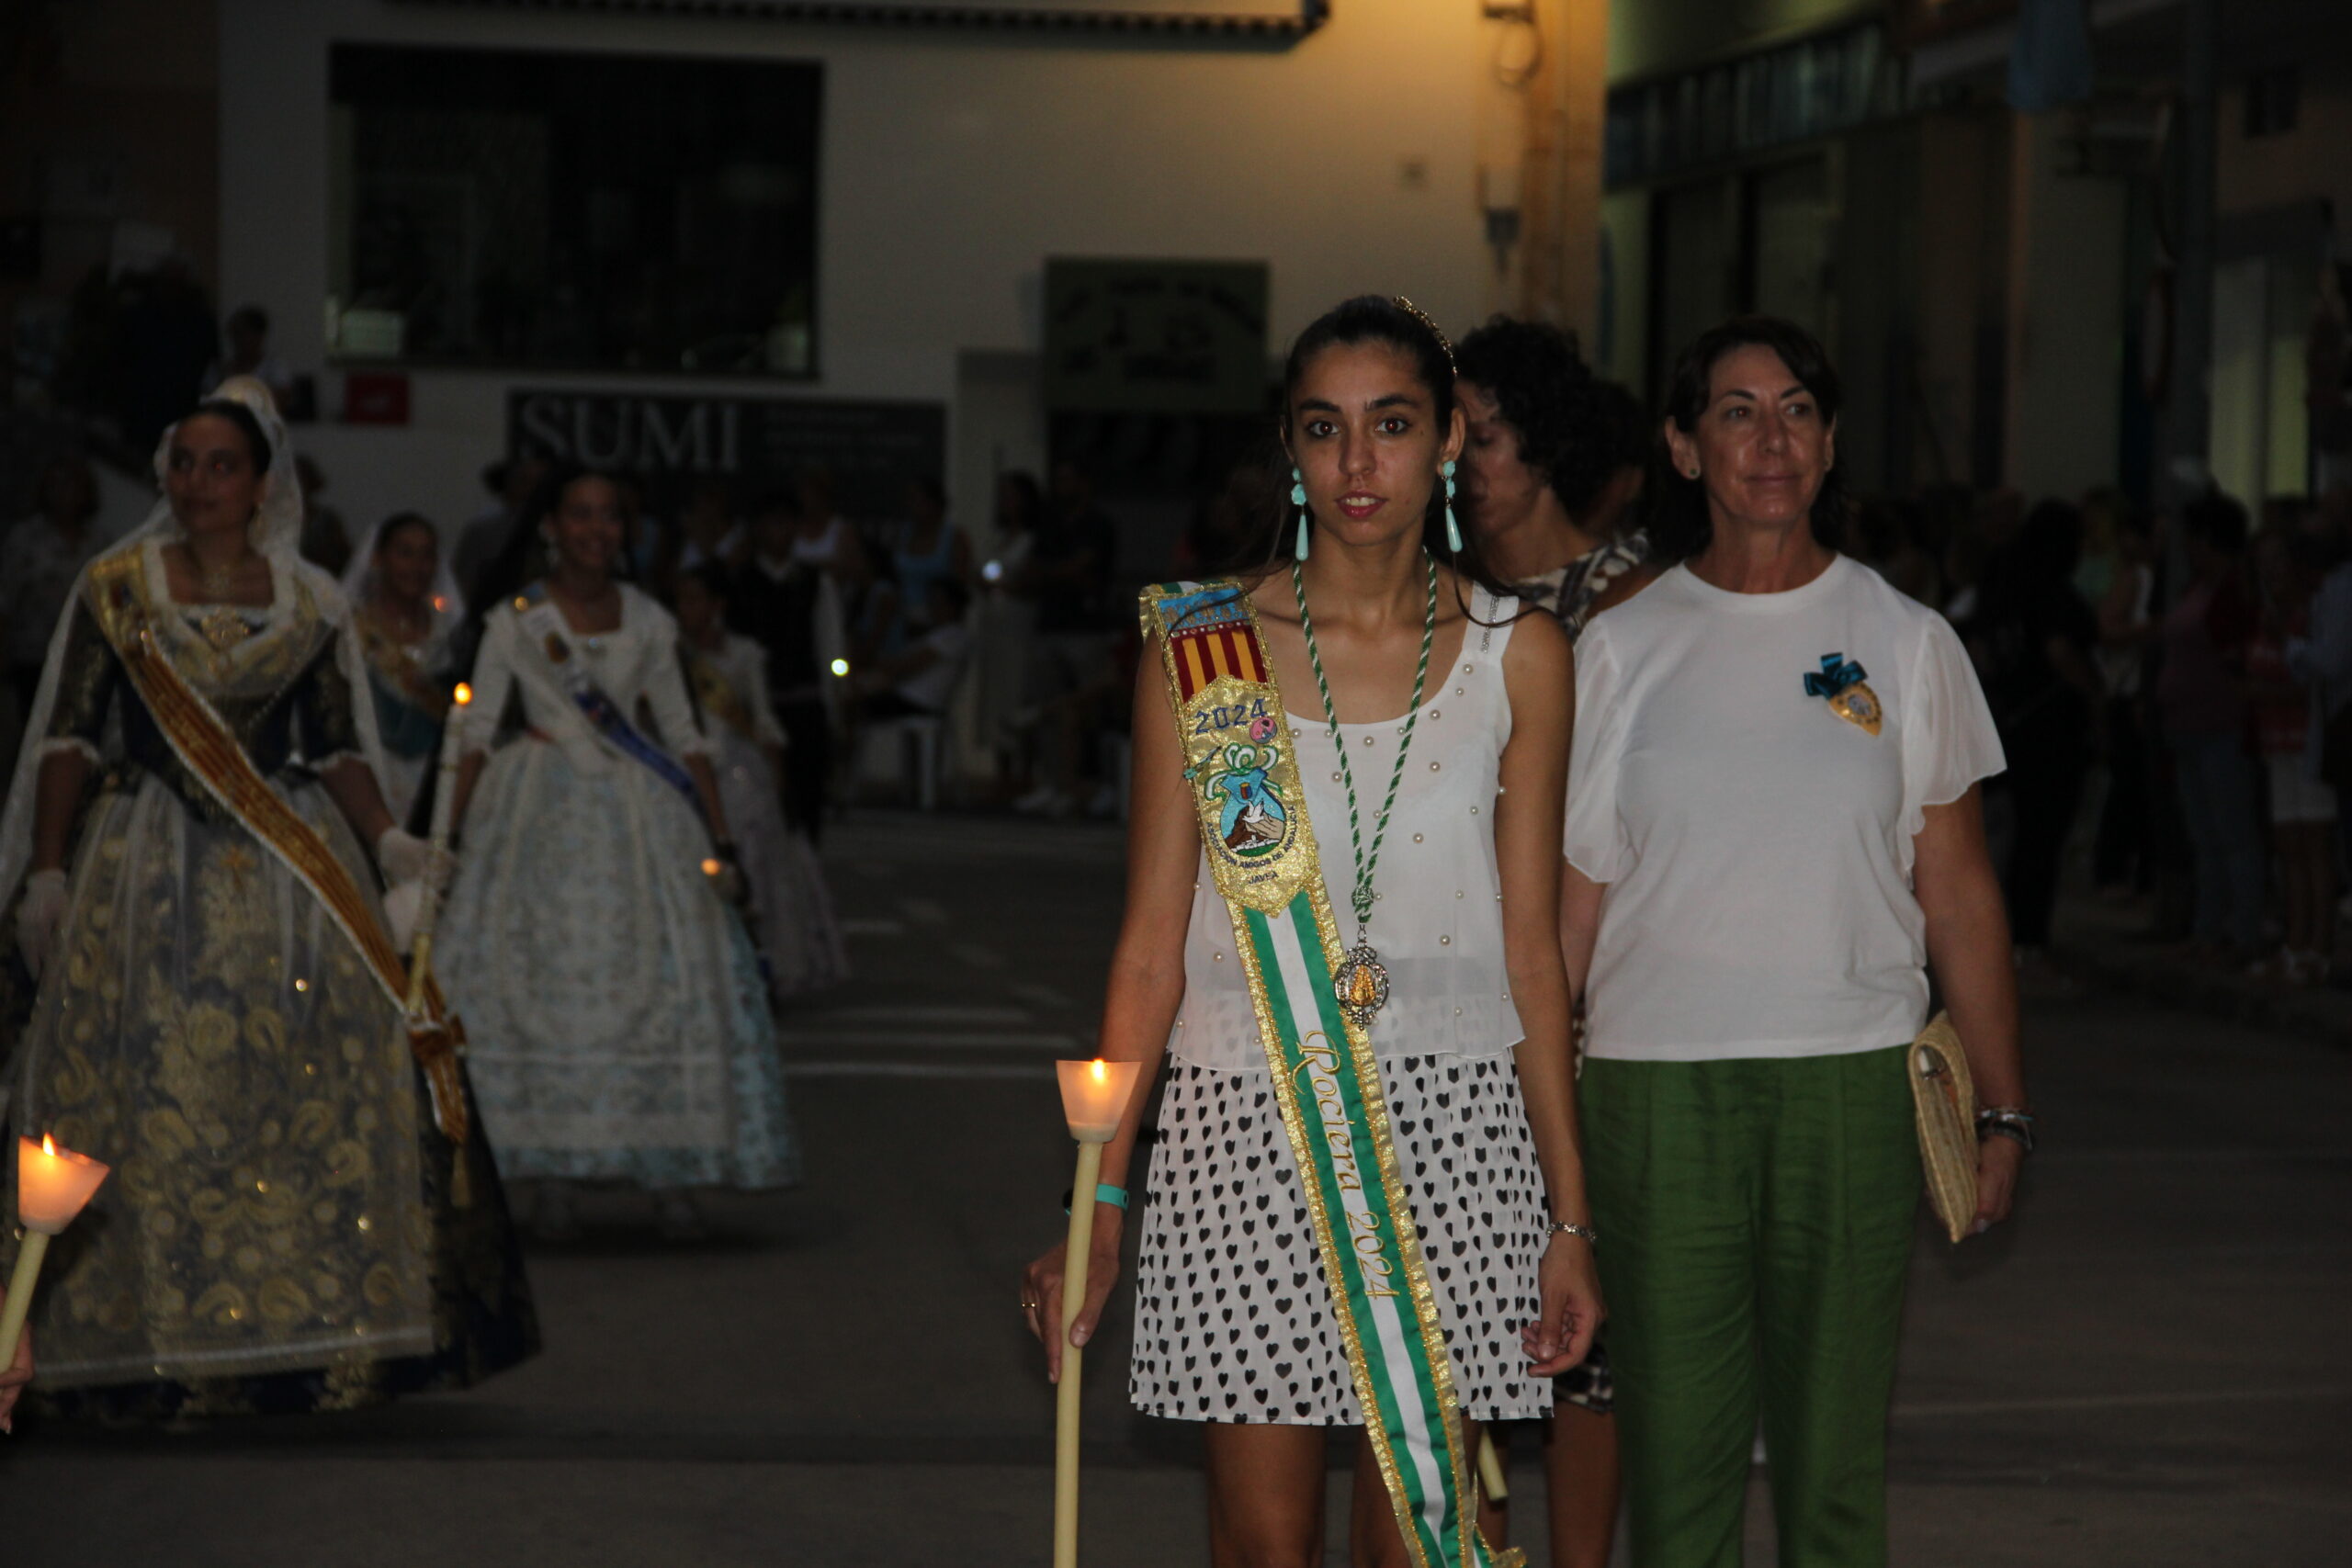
84;554;469;1152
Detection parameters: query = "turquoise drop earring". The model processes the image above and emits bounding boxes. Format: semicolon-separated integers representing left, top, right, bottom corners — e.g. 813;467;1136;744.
1291;468;1310;559
1442;460;1463;555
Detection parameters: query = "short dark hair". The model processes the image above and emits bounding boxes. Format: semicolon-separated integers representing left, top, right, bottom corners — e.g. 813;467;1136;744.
2182;490;2249;556
1455;316;1617;517
929;575;971;620
187;398;275;477
680;560;734;607
228;304;269;336
1650;315;1847;562
375;511;438;553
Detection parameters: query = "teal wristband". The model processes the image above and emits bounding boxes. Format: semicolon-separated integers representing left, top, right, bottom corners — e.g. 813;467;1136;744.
1062;1183;1131;1214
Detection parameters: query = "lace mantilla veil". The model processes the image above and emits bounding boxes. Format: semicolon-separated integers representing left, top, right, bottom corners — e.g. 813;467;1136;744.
0;377;394;968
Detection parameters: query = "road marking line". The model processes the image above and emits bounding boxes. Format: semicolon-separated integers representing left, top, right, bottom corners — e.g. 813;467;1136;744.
1894;1384;2352;1419
777;1030;1080;1052
1008;982;1076;1010
808;1004;1035;1025
785;1061;1052;1080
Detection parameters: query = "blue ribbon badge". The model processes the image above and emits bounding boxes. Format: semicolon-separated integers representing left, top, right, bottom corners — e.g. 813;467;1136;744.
1804;652;1883;736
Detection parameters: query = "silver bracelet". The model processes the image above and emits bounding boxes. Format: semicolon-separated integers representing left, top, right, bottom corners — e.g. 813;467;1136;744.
1546;1221;1599;1246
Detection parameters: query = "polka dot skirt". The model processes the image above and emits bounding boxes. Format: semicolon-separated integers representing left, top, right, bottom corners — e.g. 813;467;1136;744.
1129;1053;1550;1426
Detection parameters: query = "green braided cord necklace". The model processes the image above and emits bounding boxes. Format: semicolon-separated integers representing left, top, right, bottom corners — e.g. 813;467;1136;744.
1291;552;1437;1026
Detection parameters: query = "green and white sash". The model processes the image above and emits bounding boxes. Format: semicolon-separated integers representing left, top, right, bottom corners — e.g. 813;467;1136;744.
1141;581;1516;1568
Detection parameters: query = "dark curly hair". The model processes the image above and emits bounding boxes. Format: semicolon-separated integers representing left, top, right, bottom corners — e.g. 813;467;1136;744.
1453;316;1626;518
1649;315;1847;562
1232;295;1513;602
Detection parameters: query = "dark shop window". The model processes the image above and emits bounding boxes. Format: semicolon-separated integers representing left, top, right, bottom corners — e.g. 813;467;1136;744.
328;43;822;378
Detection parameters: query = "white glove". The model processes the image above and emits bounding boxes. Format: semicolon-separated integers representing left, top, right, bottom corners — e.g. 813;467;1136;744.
381;879;425;952
16;869;68;982
375;826;430;886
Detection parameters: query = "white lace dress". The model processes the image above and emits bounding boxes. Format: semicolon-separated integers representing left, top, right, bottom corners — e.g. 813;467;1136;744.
435;585;797;1190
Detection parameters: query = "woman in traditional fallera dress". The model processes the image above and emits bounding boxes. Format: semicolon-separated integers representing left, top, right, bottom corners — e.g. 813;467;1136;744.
0;379;537;1420
673;563;848;1001
437;469;797;1245
343;512;466;829
1023;299;1603;1565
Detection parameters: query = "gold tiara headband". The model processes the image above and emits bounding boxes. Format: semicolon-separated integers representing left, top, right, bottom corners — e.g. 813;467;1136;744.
1392;297;1455;374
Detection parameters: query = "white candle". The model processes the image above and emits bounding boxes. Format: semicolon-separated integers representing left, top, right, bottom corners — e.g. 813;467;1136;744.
2;1135;111;1365
17;1134;108;1235
1055;1058;1139;1145
424;682;473;852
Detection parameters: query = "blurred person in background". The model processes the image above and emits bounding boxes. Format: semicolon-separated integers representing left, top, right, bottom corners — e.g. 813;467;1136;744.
112;258;218;453
1971;500;2103;962
853;576;974;726
2156;493;2264;964
294;454;351;576
674;564;847;1000
199;303;297;409
439;468;796;1244
2245;525;2335;982
1455;317;1652;644
1852;497;1945;608
454;454;551;609
732;489;847;841
670;477;743;582
2092;502;2161;899
978;470;1045;788
883;475;970;657
343;512;465;829
1016;459;1120;817
4;455;109;714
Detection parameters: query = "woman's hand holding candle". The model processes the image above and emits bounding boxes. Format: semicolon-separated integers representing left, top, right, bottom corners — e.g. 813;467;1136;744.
1021;1204;1125;1384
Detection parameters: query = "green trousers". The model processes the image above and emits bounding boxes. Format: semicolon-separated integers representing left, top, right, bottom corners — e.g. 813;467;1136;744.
1580;1046;1921;1568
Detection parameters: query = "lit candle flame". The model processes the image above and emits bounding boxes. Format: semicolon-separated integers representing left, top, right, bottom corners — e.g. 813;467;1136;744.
453;682;473;706
432;595;447;612
1090;1060;1107;1084
41;1132;56;1157
702;858;721;877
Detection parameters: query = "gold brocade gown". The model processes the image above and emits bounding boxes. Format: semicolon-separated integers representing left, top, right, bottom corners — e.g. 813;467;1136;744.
0;551;537;1419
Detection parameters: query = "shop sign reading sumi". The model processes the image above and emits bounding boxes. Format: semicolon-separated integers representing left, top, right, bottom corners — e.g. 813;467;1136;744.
1292;1032;1399;1300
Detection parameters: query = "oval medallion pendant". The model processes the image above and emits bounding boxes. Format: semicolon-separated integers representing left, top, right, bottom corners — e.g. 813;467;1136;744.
1332;942;1390;1028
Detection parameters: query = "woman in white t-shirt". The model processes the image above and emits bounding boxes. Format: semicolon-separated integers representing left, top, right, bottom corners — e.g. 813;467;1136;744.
1562;318;2030;1568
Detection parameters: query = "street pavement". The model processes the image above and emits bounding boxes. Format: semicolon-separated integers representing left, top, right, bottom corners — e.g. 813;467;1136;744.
2;812;2347;1565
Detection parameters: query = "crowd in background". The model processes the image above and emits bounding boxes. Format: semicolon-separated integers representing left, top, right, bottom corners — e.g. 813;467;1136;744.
8;290;2352;989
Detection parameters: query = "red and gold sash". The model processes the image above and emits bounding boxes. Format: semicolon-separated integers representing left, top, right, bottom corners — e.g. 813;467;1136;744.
84;553;469;1151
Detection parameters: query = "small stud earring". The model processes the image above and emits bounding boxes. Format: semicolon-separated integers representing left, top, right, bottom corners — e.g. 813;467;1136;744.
1442;460;1463;555
1291;467;1309;559
1686;468;1701;480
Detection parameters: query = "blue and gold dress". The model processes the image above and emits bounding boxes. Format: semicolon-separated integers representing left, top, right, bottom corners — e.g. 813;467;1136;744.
0;540;538;1420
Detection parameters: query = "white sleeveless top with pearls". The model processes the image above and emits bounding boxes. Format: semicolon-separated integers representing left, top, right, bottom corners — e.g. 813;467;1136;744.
1168;587;1526;1070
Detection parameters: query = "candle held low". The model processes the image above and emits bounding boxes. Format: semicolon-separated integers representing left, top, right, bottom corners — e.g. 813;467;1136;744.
1049;1058;1140;1568
2;1135;112;1378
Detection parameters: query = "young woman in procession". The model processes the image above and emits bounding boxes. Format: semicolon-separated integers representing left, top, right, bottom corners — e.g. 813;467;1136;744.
673;563;849;1000
342;512;467;829
1023;298;1603;1566
437;468;797;1246
0;379;537;1420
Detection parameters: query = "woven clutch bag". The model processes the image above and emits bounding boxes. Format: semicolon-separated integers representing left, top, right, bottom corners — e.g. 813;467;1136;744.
1909;1011;1979;1244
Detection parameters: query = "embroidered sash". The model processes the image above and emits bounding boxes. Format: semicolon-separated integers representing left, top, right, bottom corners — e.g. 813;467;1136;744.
85;554;469;1150
1140;581;1514;1568
513;584;703;814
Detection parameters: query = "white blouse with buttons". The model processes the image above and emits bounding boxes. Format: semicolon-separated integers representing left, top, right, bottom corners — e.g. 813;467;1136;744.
1169;585;1524;1070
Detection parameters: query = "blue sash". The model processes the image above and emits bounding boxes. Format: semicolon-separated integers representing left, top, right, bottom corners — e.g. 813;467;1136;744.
514;583;704;818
